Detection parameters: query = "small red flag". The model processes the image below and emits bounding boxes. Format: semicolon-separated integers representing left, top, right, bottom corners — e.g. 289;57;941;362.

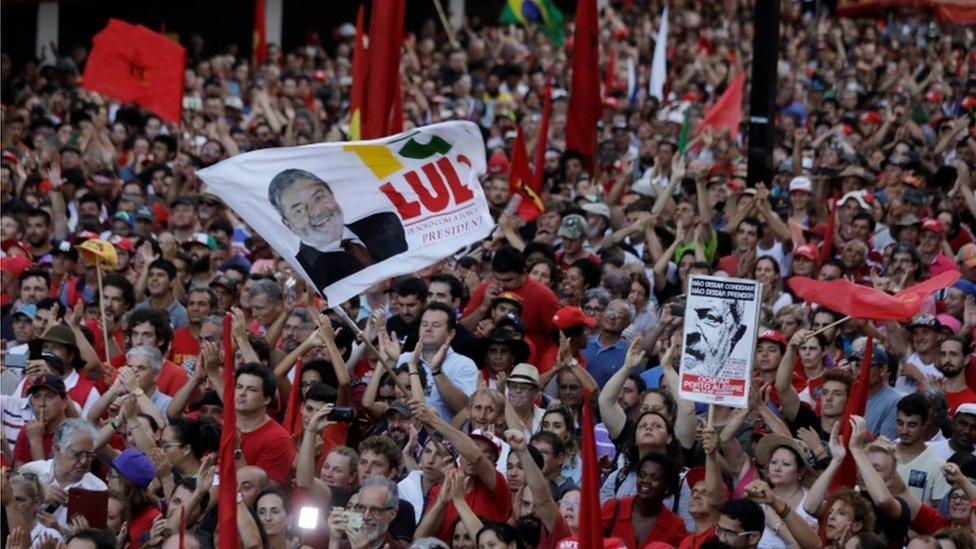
217;314;239;549
820;199;837;265
362;0;405;139
699;72;745;138
509;126;545;222
252;0;267;65
603;50;617;100
178;507;186;549
565;0;600;171
81;19;186;124
579;391;603;548
532;76;553;194
283;358;304;436
830;335;873;491
348;5;367;140
788;270;960;322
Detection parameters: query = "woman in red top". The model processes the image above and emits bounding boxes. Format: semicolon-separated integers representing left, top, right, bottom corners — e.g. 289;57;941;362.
602;452;687;548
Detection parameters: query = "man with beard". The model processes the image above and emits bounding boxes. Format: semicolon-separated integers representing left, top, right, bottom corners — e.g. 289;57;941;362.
167;196;198;242
887;244;926;292
936;337;976;416
281;309;316;354
25;208;54;261
927;403;976;461
386;277;428;353
268;168;406;291
182;233;218;290
134;259;189;329
331;475;404;548
383;401;413;449
893;315;945;394
504;428;573;546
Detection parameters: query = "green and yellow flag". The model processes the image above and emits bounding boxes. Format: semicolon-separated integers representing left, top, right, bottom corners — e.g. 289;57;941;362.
500;0;565;46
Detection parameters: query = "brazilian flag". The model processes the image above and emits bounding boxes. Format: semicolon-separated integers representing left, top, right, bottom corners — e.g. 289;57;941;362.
500;0;565;46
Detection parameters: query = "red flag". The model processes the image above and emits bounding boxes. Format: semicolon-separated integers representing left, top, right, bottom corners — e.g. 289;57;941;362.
178;507;186;549
603;50;617;100
565;0;600;171
218;314;239;549
788;270;960;322
820;199;837;265
579;391;602;548
532;77;553;194
252;0;267;65
830;335;873;491
362;0;405;139
283;358;304;436
81;19;186;124
699;72;745;138
509;126;545;222
348;5;367;140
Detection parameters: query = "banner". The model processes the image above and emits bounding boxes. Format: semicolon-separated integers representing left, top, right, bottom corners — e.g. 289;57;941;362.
198;121;493;305
679;275;761;408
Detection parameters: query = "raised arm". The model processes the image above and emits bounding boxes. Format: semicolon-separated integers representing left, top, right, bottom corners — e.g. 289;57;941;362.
775;330;806;421
411;400;497;490
295;405;333;497
505;428;559;531
599;336;645;440
849;415;901;520
427;339;469;415
804;421;845;517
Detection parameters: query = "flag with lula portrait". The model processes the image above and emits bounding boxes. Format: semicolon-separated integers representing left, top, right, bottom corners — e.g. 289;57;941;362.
197;121;494;306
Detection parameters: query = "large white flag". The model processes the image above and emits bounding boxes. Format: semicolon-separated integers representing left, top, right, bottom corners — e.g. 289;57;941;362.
649;6;668;101
198;121;494;305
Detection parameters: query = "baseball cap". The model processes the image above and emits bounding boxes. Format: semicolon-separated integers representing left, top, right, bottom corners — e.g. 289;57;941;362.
556;536;627;549
508;363;541;389
487;152;509;177
469;428;502;461
859;111;883;125
893;213;921;227
110;236;135;253
134;206;155;222
27;373;66;397
953;280;976;297
113;211;134;228
1;239;33;259
183;233;218;251
495;313;525;334
850;341;889;367
1;255;33;279
386;400;412;418
491;291;524;313
957;243;976;268
552;306;597;330
39;352;66;375
936;314;961;334
793;244;818;261
112;449;156;488
52;240;80;261
907;314;942;331
557;214;587;239
955;403;976;418
170;196;197;208
210;275;238;293
223;95;244;111
788;176;812;193
13;304;37;320
685;466;731;499
580;201;611;219
921;218;945;234
839;190;870;211
758;329;787;350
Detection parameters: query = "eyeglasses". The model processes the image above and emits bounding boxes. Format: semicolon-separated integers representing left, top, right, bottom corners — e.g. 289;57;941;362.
352;504;394;516
715;526;757;538
949;493;969;502
64;448;96;461
506;382;536;393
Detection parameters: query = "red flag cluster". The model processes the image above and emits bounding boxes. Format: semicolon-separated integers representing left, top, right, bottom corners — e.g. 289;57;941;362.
356;0;405;139
81;19;186;124
565;0;600;171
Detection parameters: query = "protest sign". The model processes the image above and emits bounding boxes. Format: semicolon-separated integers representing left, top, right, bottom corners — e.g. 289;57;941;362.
198;121;494;305
679;275;762;408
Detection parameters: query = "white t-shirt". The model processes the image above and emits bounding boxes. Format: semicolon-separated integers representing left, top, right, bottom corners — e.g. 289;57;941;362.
20;458;108;527
926;439;976;461
895;353;942;394
757;489;819;549
896;446;950;505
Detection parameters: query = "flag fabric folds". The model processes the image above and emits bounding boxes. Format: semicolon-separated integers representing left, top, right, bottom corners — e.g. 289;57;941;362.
565;0;600;171
499;0;566;45
787;270;961;322
217;314;239;549
362;0;405;139
252;0;267;65
532;77;553;194
649;6;669;100
699;72;745;138
81;19;186;124
283;358;304;436
579;391;603;548
348;5;367;141
677;107;691;155
509;126;545;222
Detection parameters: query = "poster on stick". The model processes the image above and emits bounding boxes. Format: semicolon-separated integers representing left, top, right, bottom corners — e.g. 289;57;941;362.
679;275;762;408
197;121;493;306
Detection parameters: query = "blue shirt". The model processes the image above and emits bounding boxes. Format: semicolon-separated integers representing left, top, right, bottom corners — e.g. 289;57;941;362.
581;335;629;387
866;383;902;441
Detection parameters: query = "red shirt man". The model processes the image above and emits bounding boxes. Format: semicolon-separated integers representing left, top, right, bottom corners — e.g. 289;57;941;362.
235;363;296;485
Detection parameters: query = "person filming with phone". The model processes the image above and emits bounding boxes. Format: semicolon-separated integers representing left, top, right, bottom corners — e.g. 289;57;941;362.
327;475;403;549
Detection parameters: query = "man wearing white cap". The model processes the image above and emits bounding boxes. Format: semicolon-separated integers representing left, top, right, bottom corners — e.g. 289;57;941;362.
580;201;612;254
927;403;976;461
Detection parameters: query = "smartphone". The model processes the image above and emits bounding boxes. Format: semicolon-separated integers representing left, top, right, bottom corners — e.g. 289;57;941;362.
670;304;685;317
212;473;220;487
4;353;27;369
327;406;356;422
67;489;109;529
297;506;319;529
345;511;363;530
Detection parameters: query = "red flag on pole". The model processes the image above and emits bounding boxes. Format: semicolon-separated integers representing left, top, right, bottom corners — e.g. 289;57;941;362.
579;391;603;548
787;270;960;322
81;19;186;124
509;126;545;222
252;0;267;65
565;0;600;172
603;50;617;100
178;507;186;549
532;77;553;195
829;335;873;491
217;314;239;549
820;199;837;265
362;0;405;139
283;358;304;436
699;72;745;138
348;5;367;140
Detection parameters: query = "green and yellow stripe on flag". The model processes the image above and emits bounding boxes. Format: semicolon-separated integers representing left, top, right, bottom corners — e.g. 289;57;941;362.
500;0;565;46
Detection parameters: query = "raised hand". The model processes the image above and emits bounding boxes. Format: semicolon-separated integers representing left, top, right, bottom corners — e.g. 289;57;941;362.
430;339;453;371
624;334;646;371
828;420;846;461
504;428;527;453
701;426;718;456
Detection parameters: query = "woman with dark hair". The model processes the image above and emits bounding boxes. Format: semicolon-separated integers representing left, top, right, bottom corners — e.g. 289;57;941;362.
541;405;580;483
160;417;221;484
475;522;524;549
255;487;294;549
526;257;559;292
111;449;163;547
754;255;793;314
602;452;686;547
558;258;600;307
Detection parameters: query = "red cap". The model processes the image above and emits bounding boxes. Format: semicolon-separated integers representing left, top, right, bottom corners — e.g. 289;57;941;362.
793;244;818;261
921;218;945;234
556;536;627;549
71;231;100;245
110;236;135;253
552;306;597;330
758;329;787;349
603;96;621;110
686;466;731;499
805;222;829;239
487;152;509;176
962;96;976;110
859;111;883;125
925;90;943;103
1;239;33;260
0;255;33;279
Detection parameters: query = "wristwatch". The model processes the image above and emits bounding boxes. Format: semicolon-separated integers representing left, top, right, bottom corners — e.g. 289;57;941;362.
234;448;243;460
133;388;145;397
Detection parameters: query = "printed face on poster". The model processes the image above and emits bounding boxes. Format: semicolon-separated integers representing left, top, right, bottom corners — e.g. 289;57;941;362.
197;121;494;305
678;275;762;408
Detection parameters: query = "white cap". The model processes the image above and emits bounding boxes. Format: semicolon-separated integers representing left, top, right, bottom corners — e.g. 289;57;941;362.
956;403;976;418
789;176;812;193
580;201;611;219
840;190;870;211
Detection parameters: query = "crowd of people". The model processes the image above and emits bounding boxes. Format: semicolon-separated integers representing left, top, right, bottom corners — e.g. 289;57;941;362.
2;0;976;548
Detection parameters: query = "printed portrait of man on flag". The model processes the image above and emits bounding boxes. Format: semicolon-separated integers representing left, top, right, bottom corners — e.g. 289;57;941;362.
268;168;407;290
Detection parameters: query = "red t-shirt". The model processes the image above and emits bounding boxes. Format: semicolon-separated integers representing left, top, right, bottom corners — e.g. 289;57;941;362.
945;386;976;416
463;278;559;357
538;346;586;375
85;319;124;365
130;505;163;547
167;327;200;373
538;512;574;549
240;417;297;485
601;496;688;548
12;430;54;463
679;525;716;549
910;503;950;535
427;470;511;542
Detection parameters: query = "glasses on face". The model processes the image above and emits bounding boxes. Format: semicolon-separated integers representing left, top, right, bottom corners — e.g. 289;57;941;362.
949;493;969;502
65;448;96;462
582;305;601;315
604;310;627;321
376;395;397;404
507;382;536;393
352;504;394;516
715;525;755;538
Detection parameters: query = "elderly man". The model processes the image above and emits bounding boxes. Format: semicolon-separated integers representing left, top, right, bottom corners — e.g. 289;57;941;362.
268;168;407;290
87;345;171;425
329;475;403;548
20;418;108;528
581;299;635;386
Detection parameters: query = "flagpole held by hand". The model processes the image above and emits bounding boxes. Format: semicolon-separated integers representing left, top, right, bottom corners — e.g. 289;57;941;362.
804;315;851;342
96;266;111;365
330;305;411;396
